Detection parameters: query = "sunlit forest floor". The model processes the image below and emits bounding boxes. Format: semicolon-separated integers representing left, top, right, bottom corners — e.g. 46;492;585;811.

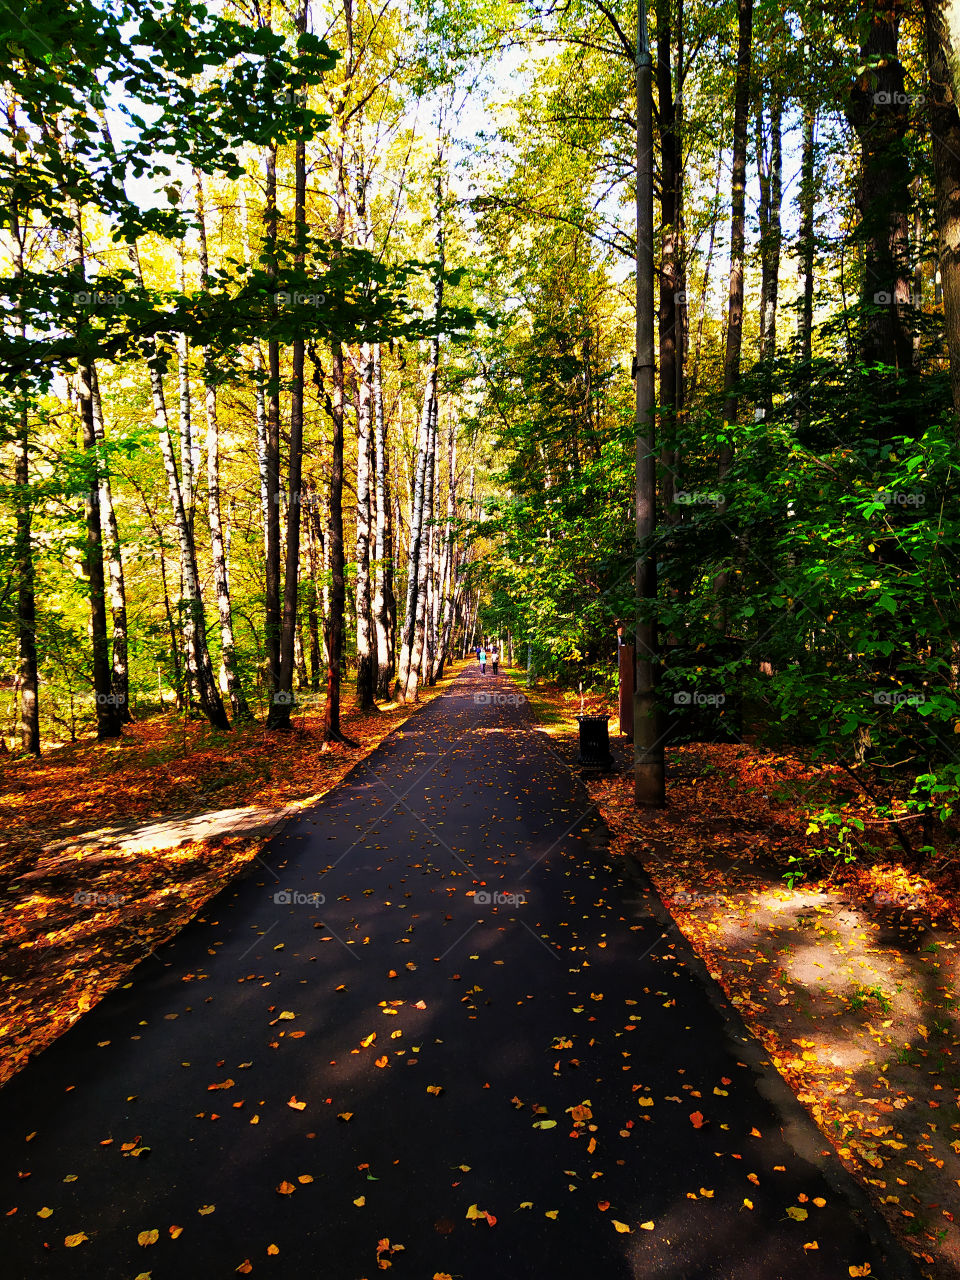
526;680;960;1280
0;665;459;1088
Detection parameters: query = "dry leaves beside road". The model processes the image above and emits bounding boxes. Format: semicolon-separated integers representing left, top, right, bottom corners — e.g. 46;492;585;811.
526;681;960;1280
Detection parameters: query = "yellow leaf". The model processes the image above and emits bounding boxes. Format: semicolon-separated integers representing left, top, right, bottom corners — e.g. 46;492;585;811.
198;1205;215;1215
138;1229;159;1246
375;1056;389;1068
743;1199;753;1210
813;1197;826;1208
426;1085;443;1095
278;1011;295;1020
545;1209;559;1219
849;1268;872;1278
64;1233;88;1247
639;1221;655;1230
518;1202;533;1210
532;1120;557;1129
353;1197;366;1207
37;1207;53;1218
170;1226;183;1239
297;1175;313;1184
287;1097;306;1110
699;1189;715;1199
276;1182;296;1196
612;1220;631;1233
803;1242;819;1251
786;1206;808;1221
360;1033;376;1048
458;1165;471;1172
637;1097;654;1108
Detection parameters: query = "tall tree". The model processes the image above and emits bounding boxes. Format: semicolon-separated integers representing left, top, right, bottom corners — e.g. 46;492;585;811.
194;169;253;723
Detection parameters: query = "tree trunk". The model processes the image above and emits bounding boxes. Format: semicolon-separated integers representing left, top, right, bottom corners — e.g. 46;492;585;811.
372;342;396;698
656;0;679;515
396;360;435;699
756;88;783;383
845;3;915;413
923;0;960;416
322;341;351;741
307;496;323;692
720;0;753;470
798;91;816;373
263;139;283;716
9;143;41;755
274;15;309;731
90;367;130;721
71;205;122;740
129;243;230;731
354;343;378;709
195;169;253;724
397;170;444;702
406;393;438;700
434;415;457;681
176;260;196;540
78;363;124;739
14;399;40;754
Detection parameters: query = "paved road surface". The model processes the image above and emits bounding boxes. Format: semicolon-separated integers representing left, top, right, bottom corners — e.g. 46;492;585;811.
0;665;913;1278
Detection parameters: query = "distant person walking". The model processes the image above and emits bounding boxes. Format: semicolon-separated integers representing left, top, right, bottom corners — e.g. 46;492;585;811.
490;644;500;676
479;647;487;675
475;644;483;665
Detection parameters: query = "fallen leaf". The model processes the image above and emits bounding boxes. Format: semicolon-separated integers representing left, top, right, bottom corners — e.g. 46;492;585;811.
138;1229;159;1246
198;1205;215;1215
287;1096;306;1111
786;1206;808;1222
689;1111;705;1129
276;1182;296;1196
612;1219;631;1233
353;1197;366;1207
64;1233;88;1247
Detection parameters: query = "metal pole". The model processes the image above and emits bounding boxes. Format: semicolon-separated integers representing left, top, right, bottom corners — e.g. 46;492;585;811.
634;0;665;807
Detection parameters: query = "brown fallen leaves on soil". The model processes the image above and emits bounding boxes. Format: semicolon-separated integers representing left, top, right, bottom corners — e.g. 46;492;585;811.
526;684;960;1280
0;677;456;1087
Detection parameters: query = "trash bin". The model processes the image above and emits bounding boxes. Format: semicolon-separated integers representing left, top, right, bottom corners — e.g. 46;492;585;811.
576;714;613;769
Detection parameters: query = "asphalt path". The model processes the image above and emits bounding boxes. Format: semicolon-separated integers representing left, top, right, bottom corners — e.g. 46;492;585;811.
0;664;915;1278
